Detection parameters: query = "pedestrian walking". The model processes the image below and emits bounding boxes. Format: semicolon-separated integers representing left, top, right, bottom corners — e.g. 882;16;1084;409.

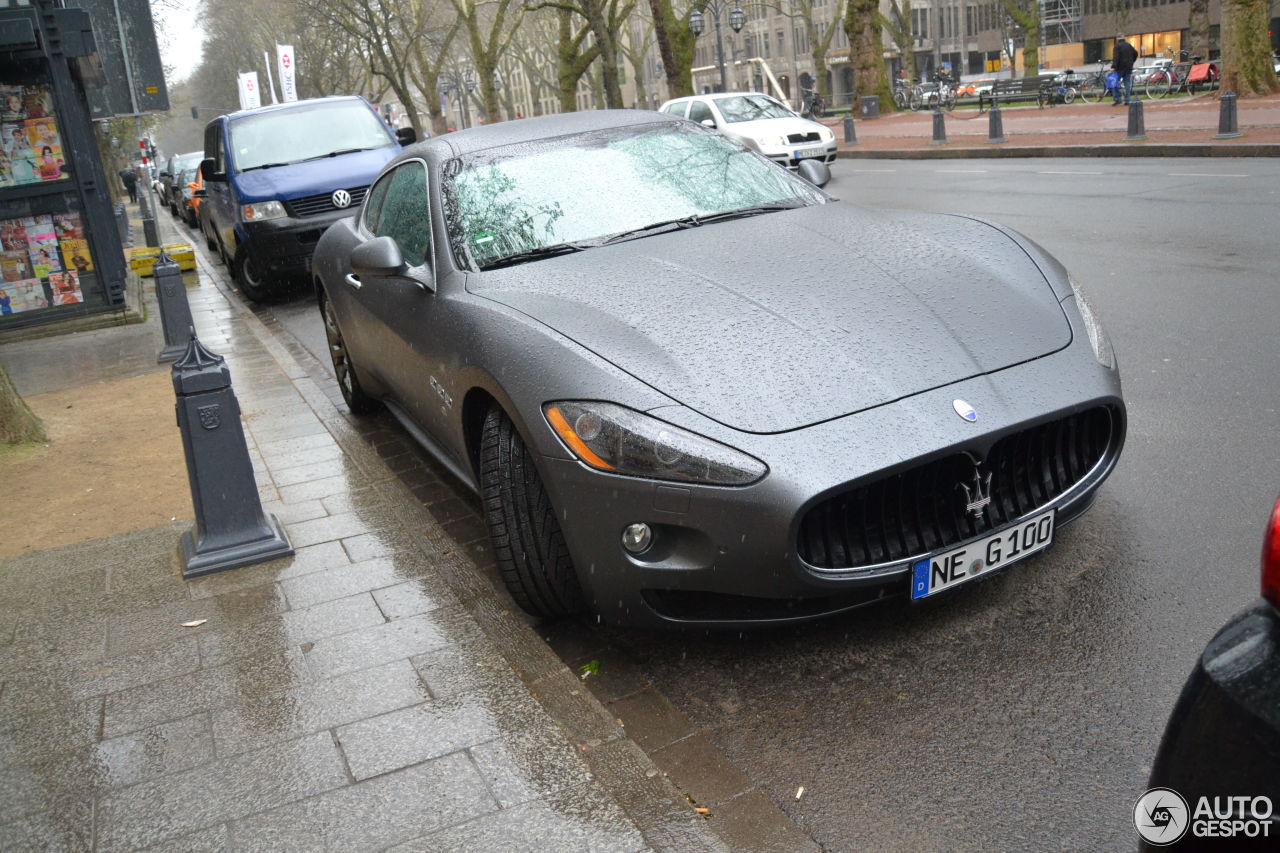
119;167;138;203
1111;35;1139;106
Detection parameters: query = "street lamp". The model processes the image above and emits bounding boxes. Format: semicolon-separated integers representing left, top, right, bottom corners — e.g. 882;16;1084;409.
689;0;746;93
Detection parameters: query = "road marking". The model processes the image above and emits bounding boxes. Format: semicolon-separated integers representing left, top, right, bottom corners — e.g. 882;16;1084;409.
1038;170;1103;175
1168;172;1249;177
934;169;989;173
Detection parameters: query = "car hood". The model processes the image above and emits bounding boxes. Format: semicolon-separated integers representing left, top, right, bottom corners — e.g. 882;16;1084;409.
723;116;826;142
231;146;398;204
471;203;1071;434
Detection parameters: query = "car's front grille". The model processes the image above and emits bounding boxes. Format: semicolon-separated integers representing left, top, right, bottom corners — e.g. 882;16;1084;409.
787;132;821;144
285;186;368;218
797;407;1115;571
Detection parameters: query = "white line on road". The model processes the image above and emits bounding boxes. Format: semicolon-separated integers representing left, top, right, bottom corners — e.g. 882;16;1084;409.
1167;172;1249;177
1038;170;1103;175
934;169;989;173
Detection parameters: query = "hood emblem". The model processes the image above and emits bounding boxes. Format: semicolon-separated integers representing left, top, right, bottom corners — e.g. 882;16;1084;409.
958;462;993;520
952;399;977;422
332;189;352;209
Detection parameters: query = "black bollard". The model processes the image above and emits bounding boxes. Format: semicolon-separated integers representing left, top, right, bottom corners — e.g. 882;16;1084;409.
843;115;858;145
137;174;159;248
986;104;1007;144
173;331;293;578
1213;91;1242;139
1125;100;1147;141
931;109;948;145
114;201;129;245
155;249;195;363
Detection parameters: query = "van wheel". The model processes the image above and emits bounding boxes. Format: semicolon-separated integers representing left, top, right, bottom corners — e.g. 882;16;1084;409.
479;406;584;619
232;245;271;302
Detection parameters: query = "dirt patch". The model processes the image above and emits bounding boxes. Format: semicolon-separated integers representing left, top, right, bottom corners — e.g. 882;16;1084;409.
0;370;192;558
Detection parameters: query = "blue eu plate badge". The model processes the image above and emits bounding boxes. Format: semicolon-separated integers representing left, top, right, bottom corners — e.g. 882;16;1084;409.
911;559;930;600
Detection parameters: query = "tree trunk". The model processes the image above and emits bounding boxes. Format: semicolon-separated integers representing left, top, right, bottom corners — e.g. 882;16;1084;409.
846;0;892;107
589;15;625;107
1186;0;1210;61
0;363;45;445
649;0;695;97
1220;0;1280;95
1001;0;1039;76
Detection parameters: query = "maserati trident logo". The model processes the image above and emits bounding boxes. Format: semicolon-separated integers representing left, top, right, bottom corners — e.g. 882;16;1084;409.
331;189;352;209
952;399;977;422
958;462;993;519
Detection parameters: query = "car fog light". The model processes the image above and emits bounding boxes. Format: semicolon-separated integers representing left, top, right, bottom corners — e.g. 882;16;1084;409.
622;523;653;554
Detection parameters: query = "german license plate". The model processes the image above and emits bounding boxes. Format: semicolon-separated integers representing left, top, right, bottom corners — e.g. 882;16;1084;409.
910;509;1055;600
794;145;826;160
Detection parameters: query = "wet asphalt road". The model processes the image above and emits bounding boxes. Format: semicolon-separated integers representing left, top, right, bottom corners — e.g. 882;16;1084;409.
266;158;1280;851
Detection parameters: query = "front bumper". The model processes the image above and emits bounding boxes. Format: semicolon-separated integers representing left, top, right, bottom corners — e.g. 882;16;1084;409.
538;336;1125;630
241;208;357;279
764;143;838;170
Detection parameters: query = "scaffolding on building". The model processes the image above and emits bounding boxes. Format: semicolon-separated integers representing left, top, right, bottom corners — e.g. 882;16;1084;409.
1040;0;1081;46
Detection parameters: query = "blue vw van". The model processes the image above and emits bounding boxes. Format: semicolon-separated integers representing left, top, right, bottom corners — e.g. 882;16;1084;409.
199;96;414;301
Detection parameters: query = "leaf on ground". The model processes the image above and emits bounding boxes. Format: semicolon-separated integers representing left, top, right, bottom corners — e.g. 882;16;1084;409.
181;619;208;628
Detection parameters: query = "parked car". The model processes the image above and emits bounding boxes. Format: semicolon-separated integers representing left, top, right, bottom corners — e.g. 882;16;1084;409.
1142;495;1280;849
311;109;1126;630
157;150;201;212
658;92;836;171
957;78;995;97
199;95;415;301
179;165;201;229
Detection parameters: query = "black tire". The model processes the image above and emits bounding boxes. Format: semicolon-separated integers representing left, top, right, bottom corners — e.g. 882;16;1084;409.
318;287;379;415
480;406;584;618
1079;84;1098;103
232;244;272;302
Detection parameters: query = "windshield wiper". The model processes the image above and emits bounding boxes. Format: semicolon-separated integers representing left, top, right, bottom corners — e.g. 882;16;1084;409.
597;202;804;246
301;147;381;162
240;161;294;172
479;241;596;270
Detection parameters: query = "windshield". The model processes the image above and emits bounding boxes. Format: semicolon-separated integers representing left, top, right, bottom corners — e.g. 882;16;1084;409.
447;123;824;269
712;95;795;123
174;152;202;174
228;100;394;172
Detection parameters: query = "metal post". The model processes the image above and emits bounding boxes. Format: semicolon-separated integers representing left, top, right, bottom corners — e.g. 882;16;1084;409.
986;103;1006;143
714;10;727;93
173;331;293;578
155;250;194;362
843;115;858;145
1125;100;1147;141
931;108;948;145
1213;91;1242;139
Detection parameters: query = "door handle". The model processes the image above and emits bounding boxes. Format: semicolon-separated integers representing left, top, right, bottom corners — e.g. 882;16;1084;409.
344;273;362;289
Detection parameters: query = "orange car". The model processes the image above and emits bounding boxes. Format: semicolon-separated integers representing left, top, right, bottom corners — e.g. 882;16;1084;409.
181;165;202;229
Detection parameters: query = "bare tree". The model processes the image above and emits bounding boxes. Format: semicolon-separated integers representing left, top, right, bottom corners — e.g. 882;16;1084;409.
1185;0;1210;60
555;8;601;111
408;17;463;135
530;0;636;108
452;0;524;123
880;0;915;86
648;0;698;97
509;9;564;115
766;0;846;102
1000;0;1039;76
619;9;659;107
1219;0;1280;94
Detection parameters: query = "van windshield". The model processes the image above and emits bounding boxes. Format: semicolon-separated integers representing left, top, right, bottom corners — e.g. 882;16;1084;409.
228;100;395;172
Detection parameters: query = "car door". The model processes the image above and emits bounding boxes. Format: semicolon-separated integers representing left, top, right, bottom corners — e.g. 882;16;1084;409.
344;159;455;445
202;122;235;255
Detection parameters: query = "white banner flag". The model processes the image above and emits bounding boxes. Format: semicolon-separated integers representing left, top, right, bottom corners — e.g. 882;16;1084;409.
263;51;279;104
237;72;261;110
277;45;297;103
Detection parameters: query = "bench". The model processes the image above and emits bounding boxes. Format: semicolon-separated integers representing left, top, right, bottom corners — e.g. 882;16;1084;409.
978;77;1050;112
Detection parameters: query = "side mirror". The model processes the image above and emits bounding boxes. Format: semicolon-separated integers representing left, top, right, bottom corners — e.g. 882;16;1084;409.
700;118;716;129
351;236;408;278
796;159;831;188
199;158;225;182
396;126;417;146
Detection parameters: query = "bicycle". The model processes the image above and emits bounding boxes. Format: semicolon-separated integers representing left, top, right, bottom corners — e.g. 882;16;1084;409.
892;78;911;110
909;75;956;112
1041;71;1080;106
1074;59;1114;103
1145;51;1217;99
800;87;826;119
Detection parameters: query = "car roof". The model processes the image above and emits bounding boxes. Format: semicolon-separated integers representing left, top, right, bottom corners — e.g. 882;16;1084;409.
398;109;679;162
221;95;371;122
665;91;776;103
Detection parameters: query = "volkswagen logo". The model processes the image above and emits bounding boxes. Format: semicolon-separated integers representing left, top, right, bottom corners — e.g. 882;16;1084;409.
331;189;352;209
952;399;977;422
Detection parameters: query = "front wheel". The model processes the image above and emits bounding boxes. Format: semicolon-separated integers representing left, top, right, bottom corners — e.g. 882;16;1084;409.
909;88;923;111
232;245;273;302
319;287;379;415
943;89;956;111
1146;71;1173;99
1063;87;1077;105
480;406;584;618
1079;85;1099;103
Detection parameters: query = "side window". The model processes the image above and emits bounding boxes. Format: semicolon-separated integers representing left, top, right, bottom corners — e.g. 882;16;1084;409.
374;162;431;268
203;123;224;173
662;101;689;118
688;101;713;124
362;173;391;234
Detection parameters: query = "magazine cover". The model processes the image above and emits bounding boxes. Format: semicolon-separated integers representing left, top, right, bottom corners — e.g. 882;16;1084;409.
60;239;92;273
0;85;23;121
25;215;59;277
3;122;31;158
0;278;48;315
0;248;30;281
21;86;51;119
53;212;83;240
0;218;28;250
25;118;58;150
48;270;82;305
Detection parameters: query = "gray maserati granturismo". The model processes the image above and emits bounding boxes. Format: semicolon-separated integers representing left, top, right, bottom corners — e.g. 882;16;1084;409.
311;109;1126;629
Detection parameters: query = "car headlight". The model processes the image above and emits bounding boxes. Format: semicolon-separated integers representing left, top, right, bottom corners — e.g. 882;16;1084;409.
242;200;286;221
544;401;767;486
761;136;788;148
1069;276;1114;368
819;128;834;142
